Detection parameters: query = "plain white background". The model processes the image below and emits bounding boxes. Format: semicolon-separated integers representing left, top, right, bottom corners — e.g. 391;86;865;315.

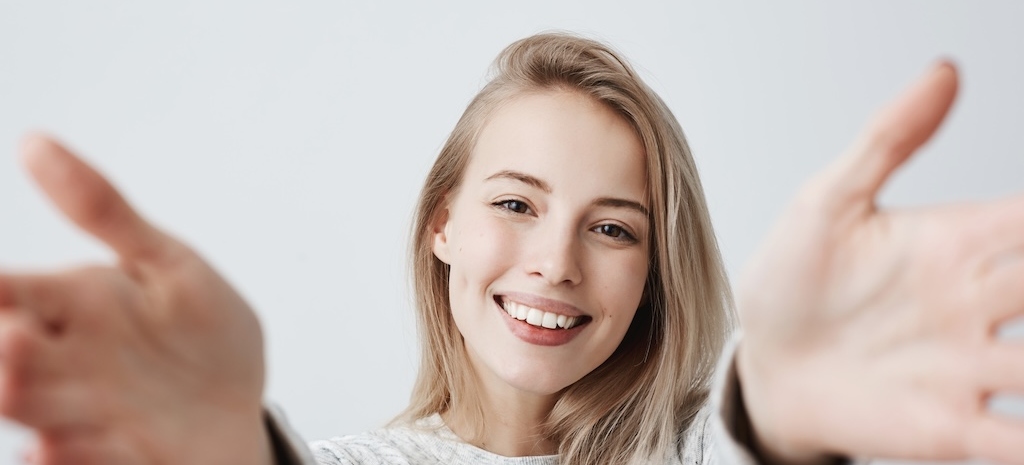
1;2;1022;464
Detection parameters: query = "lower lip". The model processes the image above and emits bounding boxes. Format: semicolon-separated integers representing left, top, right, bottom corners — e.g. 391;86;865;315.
496;300;588;346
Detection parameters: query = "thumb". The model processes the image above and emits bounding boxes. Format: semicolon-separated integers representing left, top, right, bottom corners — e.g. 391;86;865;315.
818;61;959;213
19;134;175;264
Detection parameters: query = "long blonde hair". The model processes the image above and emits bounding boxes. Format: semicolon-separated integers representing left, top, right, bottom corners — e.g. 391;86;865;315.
400;32;734;464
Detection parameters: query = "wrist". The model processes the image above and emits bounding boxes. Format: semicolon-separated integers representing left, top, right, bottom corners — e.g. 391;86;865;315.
142;404;275;465
205;408;275;465
735;342;841;465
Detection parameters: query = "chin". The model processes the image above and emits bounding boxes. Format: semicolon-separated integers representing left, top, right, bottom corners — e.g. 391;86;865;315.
491;359;585;396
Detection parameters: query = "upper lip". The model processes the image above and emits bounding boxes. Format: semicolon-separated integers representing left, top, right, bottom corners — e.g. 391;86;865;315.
495;292;588;317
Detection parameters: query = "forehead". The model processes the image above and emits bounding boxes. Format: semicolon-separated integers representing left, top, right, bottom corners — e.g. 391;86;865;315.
466;90;647;199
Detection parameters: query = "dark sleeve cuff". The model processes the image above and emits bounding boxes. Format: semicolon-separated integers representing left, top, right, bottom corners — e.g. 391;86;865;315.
264;403;318;465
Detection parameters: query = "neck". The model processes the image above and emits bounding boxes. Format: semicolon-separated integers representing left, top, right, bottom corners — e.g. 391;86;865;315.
443;363;560;456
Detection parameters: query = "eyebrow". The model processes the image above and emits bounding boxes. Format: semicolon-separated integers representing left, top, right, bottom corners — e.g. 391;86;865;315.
485;170;551;193
594;197;649;217
484;170;649;217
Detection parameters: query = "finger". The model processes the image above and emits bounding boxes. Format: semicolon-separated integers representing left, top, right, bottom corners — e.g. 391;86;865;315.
0;276;12;309
0;313;98;429
0;311;52;380
970;192;1024;262
0;313;58;420
1;384;98;431
817;61;959;212
978;342;1024;391
19;134;175;264
967;413;1024;465
35;431;136;465
0;268;116;331
0;273;68;331
976;252;1024;325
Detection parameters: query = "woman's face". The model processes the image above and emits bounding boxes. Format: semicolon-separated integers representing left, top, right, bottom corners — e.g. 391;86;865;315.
432;90;650;396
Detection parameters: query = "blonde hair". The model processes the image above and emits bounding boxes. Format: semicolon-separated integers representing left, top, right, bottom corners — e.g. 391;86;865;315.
399;32;734;464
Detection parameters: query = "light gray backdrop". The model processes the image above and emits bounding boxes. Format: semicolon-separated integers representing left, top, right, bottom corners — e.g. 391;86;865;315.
0;2;1021;464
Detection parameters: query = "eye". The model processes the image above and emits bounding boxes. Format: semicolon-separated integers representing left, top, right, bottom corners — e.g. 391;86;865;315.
493;199;531;214
593;223;638;244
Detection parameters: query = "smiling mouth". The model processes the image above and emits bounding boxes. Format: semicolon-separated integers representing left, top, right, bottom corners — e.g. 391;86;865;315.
495;296;591;330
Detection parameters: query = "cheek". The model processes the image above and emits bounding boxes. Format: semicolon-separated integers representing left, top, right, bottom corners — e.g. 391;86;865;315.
448;212;521;297
591;251;649;336
597;251;648;308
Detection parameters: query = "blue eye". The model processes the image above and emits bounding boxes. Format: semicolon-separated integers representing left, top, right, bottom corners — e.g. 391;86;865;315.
494;199;530;214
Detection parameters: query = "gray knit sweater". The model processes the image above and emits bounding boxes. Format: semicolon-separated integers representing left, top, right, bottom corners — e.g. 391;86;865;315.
264;337;844;464
306;409;711;464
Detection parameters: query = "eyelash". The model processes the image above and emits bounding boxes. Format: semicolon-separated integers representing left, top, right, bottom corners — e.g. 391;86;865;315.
593;224;638;244
493;199;531;215
491;199;639;245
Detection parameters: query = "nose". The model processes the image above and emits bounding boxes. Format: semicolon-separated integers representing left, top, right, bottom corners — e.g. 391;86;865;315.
526;221;583;287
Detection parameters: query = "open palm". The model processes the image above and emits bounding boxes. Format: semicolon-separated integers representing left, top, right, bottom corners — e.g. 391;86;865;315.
0;138;271;465
738;63;1024;465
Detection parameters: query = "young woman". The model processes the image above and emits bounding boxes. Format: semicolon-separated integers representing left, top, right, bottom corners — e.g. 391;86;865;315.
2;33;1021;465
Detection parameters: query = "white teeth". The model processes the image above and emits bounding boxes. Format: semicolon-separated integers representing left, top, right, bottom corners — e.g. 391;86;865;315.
541;312;558;329
501;299;583;330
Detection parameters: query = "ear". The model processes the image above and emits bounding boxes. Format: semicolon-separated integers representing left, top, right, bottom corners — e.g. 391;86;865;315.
430;204;453;265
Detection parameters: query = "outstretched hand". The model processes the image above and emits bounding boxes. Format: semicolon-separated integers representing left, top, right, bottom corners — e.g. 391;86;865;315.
738;62;1024;465
0;137;272;465
3;63;1020;465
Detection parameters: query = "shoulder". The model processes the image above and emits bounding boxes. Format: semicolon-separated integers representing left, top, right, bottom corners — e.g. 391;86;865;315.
308;419;451;465
675;402;714;465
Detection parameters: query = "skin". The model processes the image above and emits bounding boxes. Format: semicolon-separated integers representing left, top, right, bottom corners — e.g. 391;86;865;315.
0;137;271;465
0;63;1022;464
431;90;650;456
738;62;1024;464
